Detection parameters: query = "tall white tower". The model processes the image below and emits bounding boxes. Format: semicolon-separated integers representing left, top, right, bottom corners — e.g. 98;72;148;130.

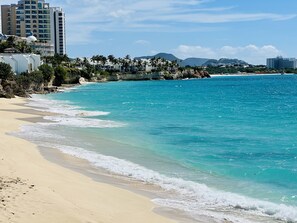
50;7;66;55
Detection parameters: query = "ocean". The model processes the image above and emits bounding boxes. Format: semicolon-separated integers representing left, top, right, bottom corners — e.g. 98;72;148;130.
16;75;297;222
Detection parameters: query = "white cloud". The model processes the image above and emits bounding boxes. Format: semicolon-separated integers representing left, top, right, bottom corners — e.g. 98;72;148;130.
1;0;295;48
174;45;216;58
134;40;150;45
46;0;296;44
173;44;283;64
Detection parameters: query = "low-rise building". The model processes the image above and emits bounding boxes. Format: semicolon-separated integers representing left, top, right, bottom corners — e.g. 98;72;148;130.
0;53;41;74
31;42;55;57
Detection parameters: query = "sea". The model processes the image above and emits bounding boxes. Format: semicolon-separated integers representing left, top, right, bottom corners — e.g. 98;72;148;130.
15;75;297;222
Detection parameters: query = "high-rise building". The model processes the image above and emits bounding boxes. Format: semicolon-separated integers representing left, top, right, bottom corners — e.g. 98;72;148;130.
267;57;297;69
50;7;66;55
1;0;66;55
1;4;18;36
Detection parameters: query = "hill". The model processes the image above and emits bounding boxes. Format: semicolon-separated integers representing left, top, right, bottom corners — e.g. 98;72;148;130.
181;58;210;67
203;58;249;66
135;53;182;62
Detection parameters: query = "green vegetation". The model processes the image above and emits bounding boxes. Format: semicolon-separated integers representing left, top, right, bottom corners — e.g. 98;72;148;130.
53;66;67;86
38;64;54;83
0;62;14;80
0;36;32;53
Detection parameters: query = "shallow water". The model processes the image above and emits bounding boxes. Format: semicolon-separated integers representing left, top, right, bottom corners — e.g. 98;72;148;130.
17;75;297;222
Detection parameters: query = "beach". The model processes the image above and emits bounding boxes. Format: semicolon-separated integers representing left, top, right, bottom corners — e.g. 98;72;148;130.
0;97;175;223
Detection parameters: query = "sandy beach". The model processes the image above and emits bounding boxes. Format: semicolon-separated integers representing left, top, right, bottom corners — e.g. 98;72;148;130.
0;97;175;223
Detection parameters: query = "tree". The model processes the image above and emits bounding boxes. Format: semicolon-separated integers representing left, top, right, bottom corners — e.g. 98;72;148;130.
16;41;32;53
39;64;54;83
53;65;67;86
108;55;115;63
0;62;14;80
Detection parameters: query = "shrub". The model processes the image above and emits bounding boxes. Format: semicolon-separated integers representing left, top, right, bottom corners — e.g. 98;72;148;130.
39;64;54;83
0;62;13;80
53;65;67;86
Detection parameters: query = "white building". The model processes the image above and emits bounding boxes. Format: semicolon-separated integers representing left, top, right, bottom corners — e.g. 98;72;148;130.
0;54;41;74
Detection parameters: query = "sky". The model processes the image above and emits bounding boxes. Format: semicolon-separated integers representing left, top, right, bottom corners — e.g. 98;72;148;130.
1;0;297;64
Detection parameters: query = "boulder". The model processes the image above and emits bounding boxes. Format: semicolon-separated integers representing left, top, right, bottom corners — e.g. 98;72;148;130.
79;77;86;84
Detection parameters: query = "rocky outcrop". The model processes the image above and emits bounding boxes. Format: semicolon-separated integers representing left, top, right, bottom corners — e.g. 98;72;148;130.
0;80;6;98
179;69;210;79
0;80;14;98
0;78;46;98
78;77;86;84
96;70;210;82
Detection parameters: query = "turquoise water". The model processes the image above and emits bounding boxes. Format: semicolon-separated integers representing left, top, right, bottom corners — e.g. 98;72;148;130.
22;75;297;222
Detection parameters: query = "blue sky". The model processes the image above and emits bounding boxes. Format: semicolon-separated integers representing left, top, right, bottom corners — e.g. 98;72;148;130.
1;0;297;64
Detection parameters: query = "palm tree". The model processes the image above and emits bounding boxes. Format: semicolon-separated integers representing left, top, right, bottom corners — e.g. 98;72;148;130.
16;41;32;53
75;57;82;67
108;55;115;63
82;57;90;67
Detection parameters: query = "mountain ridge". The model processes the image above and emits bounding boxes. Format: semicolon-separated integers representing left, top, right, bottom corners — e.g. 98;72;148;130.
135;53;250;67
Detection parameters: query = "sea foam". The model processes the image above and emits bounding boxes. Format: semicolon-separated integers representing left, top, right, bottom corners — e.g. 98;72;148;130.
28;95;110;117
37;142;297;223
27;95;124;128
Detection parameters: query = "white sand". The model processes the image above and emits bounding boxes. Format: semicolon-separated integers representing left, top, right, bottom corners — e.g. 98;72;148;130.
0;97;175;223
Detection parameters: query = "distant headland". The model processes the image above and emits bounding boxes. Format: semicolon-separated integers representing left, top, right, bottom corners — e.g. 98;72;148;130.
0;35;296;99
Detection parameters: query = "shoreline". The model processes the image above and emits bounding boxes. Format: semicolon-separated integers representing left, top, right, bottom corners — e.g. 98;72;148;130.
0;97;177;223
210;73;286;77
2;82;296;223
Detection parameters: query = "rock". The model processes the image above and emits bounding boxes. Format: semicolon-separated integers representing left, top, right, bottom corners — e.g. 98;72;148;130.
3;84;14;98
79;77;86;84
0;82;6;98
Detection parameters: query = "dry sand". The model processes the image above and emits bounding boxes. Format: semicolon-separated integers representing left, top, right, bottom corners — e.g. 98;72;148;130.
0;97;175;223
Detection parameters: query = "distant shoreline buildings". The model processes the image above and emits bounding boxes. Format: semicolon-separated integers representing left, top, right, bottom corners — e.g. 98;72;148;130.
267;57;297;69
1;0;66;56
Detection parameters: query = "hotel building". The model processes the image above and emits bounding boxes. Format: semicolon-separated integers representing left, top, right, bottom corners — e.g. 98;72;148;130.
267;57;297;69
1;0;66;55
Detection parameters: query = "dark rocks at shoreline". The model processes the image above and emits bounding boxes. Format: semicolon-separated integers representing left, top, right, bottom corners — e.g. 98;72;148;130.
0;80;15;99
0;79;50;98
97;70;211;82
0;70;211;99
